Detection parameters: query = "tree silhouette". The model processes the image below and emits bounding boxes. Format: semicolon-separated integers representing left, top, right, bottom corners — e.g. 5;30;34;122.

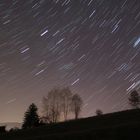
42;88;62;123
71;94;83;119
42;87;83;122
129;90;140;109
61;87;72;121
22;103;39;129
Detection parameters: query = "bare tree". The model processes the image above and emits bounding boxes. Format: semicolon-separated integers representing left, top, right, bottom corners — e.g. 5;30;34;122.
71;94;83;120
61;87;72;121
129;90;140;109
42;97;51;123
42;88;62;123
95;109;103;116
43;88;83;122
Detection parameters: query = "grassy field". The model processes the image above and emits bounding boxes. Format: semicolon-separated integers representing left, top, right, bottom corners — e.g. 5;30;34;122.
0;109;140;140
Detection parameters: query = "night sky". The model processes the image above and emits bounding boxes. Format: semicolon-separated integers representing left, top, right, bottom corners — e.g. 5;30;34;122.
0;0;140;123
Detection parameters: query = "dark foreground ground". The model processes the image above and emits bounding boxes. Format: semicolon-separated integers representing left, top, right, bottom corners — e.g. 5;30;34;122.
0;109;140;140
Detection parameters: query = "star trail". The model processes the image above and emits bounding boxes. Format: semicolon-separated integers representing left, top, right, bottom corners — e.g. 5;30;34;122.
0;0;140;122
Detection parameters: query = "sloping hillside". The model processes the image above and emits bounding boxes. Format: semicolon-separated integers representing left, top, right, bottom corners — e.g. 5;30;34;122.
0;109;140;140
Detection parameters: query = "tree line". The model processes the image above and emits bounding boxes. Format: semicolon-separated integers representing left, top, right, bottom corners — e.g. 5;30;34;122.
21;88;140;129
22;87;83;129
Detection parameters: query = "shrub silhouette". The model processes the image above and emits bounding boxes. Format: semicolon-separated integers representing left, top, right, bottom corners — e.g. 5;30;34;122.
96;109;103;116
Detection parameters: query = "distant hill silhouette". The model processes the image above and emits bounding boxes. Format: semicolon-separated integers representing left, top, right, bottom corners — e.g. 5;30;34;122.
0;109;140;140
0;122;21;130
